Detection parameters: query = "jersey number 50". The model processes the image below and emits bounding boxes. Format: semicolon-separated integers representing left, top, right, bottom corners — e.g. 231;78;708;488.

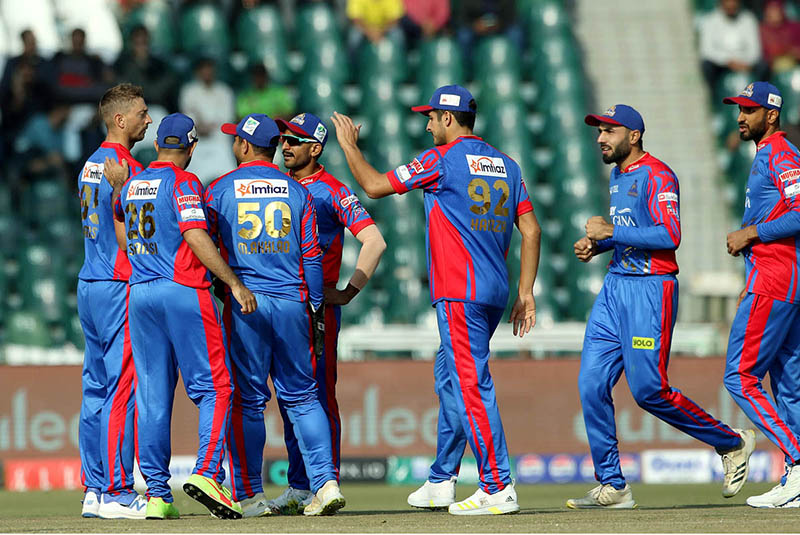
238;201;292;240
467;178;509;217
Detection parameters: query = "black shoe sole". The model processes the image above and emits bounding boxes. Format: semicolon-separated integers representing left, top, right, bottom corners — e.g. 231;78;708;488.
183;482;242;520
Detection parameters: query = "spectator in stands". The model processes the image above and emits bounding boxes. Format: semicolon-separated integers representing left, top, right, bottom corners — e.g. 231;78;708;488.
236;63;294;120
347;0;404;48
1;29;47;97
454;0;523;65
114;25;177;111
178;57;236;183
760;0;800;74
0;58;50;163
12;100;71;181
699;0;766;94
49;28;113;104
400;0;450;42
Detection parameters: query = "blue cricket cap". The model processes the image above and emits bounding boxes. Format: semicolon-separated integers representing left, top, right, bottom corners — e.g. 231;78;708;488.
584;104;645;133
157;113;197;149
221;113;280;148
411;84;477;114
723;81;783;111
276;113;329;147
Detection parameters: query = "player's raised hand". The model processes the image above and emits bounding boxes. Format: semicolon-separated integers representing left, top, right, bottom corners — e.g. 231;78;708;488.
104;157;129;188
509;293;536;337
231;283;257;315
574;236;595;262
330;112;362;149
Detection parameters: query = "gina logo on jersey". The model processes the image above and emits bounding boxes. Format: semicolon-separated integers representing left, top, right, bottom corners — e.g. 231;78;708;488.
466;155;507;177
81;162;104;184
234;179;289;199
127;179;161;200
632;336;655;349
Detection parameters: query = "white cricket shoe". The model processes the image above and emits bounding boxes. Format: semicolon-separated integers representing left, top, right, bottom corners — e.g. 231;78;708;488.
566;483;636;509
303;480;346;516
448;481;519;516
268;486;313;515
747;464;800;508
81;490;100;518
97;494;147;519
407;477;456;509
240;492;271;518
721;428;756;497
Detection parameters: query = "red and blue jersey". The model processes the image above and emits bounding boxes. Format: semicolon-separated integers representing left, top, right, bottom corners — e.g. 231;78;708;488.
204;161;323;307
294;165;374;286
741;131;800;304
114;161;211;289
78;142;143;282
596;153;681;276
387;135;533;309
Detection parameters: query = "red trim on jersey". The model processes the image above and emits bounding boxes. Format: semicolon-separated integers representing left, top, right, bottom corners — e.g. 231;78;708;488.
446;301;505;492
756;131;787;152
195;289;232;476
428;201;476;302
322;306;341;479
737;295;800;460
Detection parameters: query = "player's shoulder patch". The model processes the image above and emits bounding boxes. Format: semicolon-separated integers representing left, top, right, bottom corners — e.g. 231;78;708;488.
81;161;104;184
127;179;161;200
779;168;800;182
465;154;507;178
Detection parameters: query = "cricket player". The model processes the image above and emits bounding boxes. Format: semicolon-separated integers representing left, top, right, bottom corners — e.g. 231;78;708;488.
266;112;386;514
569;104;755;509
77;83;150;519
107;113;257;520
205;113;344;517
722;82;800;508
331;84;540;515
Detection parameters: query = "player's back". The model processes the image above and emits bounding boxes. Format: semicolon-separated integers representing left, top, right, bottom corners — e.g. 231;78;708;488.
205;160;319;302
78;142;143;281
424;136;530;309
743;131;800;303
117;161;210;289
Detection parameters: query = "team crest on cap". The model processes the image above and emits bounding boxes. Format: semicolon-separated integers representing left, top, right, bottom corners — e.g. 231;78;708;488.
313;122;327;142
604;105;616;117
292;113;306;125
742;83;754;97
242;117;260;135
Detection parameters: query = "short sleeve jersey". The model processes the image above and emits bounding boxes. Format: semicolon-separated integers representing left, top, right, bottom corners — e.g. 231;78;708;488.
294;165;375;286
114;161;211;288
742;131;800;304
605;153;681;276
78;142;143;281
204;161;323;303
387;135;533;309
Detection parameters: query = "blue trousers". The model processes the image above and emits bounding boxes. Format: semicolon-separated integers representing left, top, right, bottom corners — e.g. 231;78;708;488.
426;300;511;495
77;279;136;498
280;304;342;490
226;294;335;500
129;279;232;501
725;292;800;463
580;274;740;488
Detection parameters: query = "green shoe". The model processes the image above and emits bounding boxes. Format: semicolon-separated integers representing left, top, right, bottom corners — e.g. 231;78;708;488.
183;474;243;520
146;497;180;520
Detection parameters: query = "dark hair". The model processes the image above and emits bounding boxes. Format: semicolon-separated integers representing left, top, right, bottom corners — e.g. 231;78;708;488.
253;145;276;159
99;83;145;126
129;24;149;39
435;99;477;130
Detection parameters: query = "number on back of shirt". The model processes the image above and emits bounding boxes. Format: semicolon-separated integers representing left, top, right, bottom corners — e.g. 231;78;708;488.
237;201;292;240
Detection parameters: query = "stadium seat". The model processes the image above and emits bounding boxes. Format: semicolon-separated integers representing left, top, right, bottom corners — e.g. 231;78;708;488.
303;37;350;84
5;310;53;347
235;5;290;85
363;108;414;170
122;1;176;55
23;180;71;230
416;37;465;100
297;73;346;118
357;37;407;84
473;35;521;81
772;68;800;125
295;2;341;46
179;4;230;60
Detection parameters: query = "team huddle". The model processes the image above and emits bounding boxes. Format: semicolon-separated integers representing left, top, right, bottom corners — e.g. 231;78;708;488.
75;78;800;520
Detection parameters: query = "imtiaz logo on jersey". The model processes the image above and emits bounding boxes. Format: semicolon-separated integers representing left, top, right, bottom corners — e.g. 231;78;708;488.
127;179;161;200
632;336;655;349
466;155;507;177
234;179;289;199
81;162;104;184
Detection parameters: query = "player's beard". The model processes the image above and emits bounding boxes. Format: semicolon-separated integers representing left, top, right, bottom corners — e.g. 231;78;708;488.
602;140;631;165
739;118;767;142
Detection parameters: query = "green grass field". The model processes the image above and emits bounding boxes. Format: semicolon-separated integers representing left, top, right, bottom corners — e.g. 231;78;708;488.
0;483;797;533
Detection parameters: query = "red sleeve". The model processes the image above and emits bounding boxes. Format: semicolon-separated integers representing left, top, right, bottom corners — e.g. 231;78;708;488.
386;148;442;194
173;172;208;233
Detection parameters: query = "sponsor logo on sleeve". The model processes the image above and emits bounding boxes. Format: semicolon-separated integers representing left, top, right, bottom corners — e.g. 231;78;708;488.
81;162;104;184
410;158;424;174
177;194;202;206
439;93;461;107
466;155;507;177
180;207;205;221
785;182;800;198
395;165;412;182
632;336;655;349
609;185;619;194
127;179;161;200
657;192;678;203
242;117;260;135
340;194;359;208
779;169;800;182
234;179;289;198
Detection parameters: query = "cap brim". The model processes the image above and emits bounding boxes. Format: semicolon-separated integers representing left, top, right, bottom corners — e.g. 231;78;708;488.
584;114;624;127
722;96;761;107
276;119;314;139
220;123;238;136
411;105;434;114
